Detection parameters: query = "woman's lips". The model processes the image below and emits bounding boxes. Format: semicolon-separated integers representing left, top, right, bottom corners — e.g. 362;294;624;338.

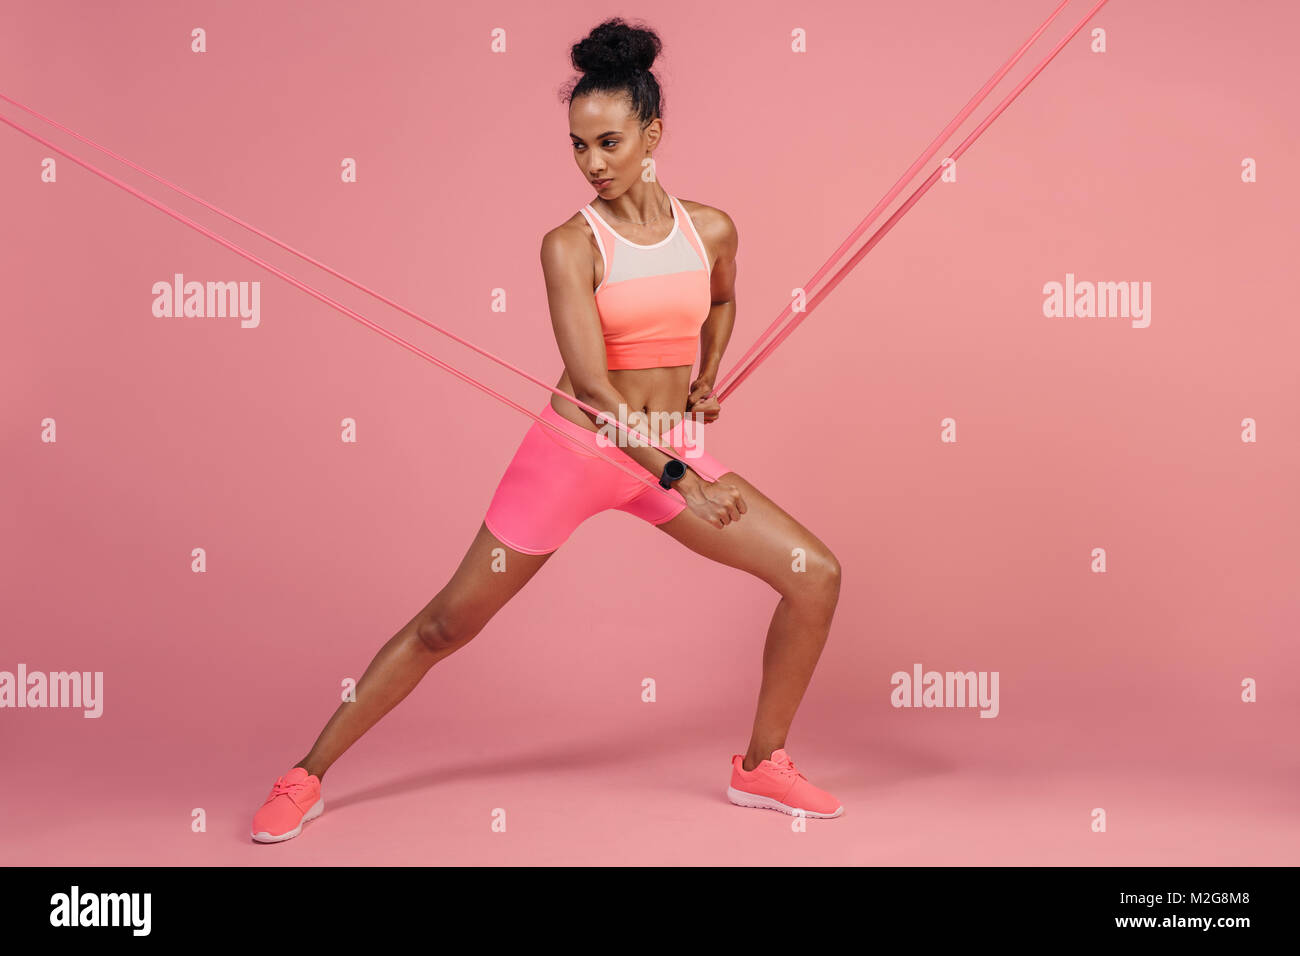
592;179;611;189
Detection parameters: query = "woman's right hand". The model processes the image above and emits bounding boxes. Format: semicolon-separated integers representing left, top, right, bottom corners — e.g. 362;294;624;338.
681;474;747;529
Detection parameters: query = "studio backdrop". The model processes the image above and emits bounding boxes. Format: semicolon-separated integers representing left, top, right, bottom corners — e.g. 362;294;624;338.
2;0;1296;866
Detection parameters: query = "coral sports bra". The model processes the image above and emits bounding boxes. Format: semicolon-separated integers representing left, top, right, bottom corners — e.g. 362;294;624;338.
578;193;712;370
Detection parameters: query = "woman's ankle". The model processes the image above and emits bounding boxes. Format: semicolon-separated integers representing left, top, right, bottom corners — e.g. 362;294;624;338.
742;744;783;772
295;758;327;781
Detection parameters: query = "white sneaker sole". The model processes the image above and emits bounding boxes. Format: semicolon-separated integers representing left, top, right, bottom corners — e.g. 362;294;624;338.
251;797;324;843
727;786;844;818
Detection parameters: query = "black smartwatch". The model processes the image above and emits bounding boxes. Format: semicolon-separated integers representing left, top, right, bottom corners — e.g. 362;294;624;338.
659;458;688;489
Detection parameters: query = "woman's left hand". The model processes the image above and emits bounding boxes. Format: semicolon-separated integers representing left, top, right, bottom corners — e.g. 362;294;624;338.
686;377;720;423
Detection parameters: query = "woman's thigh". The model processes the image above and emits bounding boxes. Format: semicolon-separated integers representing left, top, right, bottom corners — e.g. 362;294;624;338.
652;471;841;596
406;521;556;642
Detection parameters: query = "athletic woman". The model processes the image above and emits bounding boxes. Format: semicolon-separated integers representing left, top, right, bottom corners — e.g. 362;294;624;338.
251;17;844;843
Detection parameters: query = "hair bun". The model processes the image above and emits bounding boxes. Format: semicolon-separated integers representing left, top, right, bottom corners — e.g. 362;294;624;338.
571;16;661;75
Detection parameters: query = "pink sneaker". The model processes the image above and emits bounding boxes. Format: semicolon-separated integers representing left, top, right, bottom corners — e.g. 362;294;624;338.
727;748;844;818
251;767;324;843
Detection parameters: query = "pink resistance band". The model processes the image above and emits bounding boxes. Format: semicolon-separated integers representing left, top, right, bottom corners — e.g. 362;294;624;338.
0;105;719;492
712;0;1113;403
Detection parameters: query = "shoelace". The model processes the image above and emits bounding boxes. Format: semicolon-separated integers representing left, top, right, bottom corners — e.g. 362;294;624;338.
749;754;809;782
772;759;808;782
271;777;307;799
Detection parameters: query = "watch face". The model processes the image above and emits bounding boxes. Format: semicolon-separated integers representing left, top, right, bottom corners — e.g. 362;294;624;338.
667;459;686;479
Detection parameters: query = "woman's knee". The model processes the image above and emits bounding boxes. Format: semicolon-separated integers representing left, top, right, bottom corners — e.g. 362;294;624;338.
814;548;842;597
785;546;841;603
414;612;476;654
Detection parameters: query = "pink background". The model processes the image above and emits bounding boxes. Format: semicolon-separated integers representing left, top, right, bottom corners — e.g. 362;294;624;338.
2;0;1297;865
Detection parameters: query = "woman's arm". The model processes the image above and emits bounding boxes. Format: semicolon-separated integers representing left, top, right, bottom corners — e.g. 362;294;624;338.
540;226;690;485
540;224;745;527
693;208;739;394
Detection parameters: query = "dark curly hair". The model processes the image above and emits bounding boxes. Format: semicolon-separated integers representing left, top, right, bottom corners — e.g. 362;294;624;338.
559;17;664;128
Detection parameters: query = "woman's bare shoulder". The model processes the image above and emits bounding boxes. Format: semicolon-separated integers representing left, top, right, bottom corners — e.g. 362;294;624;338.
676;197;738;254
539;210;597;267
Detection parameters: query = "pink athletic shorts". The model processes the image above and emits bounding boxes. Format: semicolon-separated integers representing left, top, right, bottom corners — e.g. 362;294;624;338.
484;400;733;554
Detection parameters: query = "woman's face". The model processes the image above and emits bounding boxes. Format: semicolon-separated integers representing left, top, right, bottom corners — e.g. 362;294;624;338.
569;92;661;198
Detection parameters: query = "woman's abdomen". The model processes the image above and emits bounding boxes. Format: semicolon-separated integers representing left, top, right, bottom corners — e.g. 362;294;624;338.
550;365;693;428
